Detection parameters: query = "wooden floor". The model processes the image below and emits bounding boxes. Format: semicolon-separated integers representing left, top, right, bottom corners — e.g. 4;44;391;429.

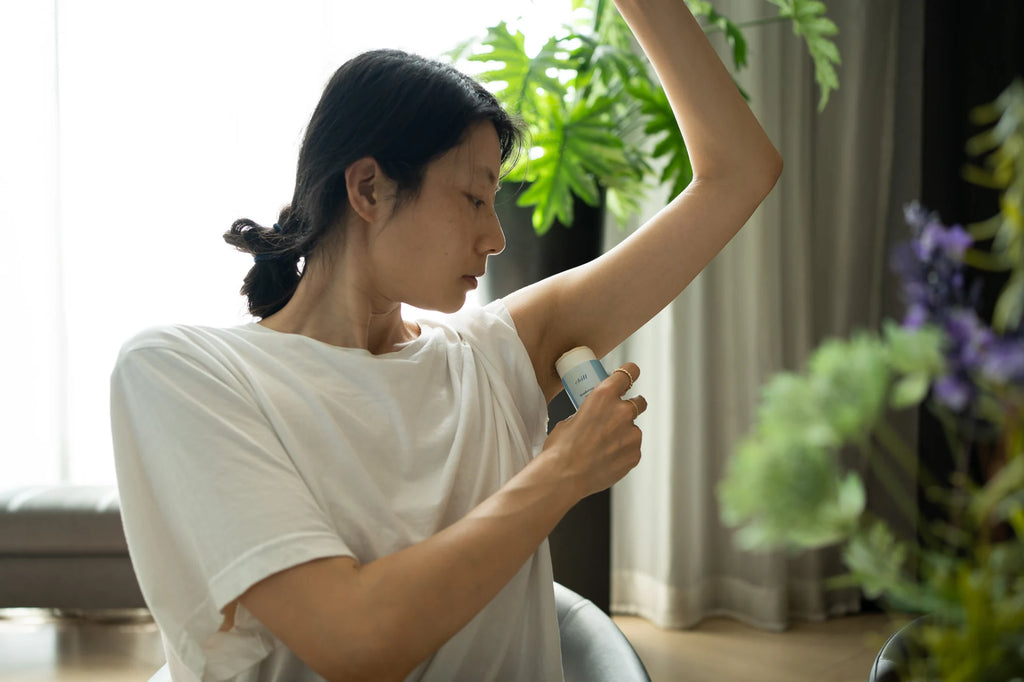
615;612;892;682
0;608;894;681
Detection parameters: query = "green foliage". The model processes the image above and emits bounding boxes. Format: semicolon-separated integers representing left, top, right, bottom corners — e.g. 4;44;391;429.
841;520;910;600
718;81;1024;679
687;0;749;72
718;328;945;553
629;78;693;202
718;430;865;550
764;0;841;111
963;79;1024;332
515;96;644;234
808;334;891;442
884;321;946;408
456;0;840;234
468;23;569;117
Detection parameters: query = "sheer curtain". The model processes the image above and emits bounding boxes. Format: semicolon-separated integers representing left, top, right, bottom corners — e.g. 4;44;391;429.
1;0;576;487
3;3;925;630
607;0;925;629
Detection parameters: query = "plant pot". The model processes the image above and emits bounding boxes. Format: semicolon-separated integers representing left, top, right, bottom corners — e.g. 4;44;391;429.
481;185;611;612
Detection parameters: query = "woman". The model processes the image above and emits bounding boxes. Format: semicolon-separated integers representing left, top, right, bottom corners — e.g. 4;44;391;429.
111;0;781;680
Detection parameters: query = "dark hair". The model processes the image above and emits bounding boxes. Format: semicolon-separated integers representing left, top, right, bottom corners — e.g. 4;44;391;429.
224;49;523;319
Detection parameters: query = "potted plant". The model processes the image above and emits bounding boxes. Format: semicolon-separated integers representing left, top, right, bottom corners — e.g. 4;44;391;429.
452;0;841;237
717;80;1024;681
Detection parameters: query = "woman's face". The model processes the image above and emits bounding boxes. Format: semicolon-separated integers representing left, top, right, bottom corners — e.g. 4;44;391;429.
366;121;505;313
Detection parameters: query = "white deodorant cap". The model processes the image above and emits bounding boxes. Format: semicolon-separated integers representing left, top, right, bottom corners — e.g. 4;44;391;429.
556;346;598;378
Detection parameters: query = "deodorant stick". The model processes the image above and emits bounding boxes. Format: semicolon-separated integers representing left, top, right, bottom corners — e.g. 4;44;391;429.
556;346;609;411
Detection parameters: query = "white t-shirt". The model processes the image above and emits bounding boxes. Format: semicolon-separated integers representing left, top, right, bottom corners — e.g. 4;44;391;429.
110;300;563;682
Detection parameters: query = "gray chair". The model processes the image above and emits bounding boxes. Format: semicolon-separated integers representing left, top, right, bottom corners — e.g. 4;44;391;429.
869;626;907;682
149;582;650;680
868;617;928;682
556;581;651;681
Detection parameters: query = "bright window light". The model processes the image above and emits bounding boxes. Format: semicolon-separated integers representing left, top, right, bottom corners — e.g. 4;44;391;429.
1;0;576;486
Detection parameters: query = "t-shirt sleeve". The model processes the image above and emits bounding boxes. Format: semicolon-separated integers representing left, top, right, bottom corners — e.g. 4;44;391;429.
450;300;549;454
110;334;353;680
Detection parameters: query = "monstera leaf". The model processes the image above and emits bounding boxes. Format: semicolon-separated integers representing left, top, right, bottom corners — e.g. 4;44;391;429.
629;79;693;202
469;22;570;118
456;0;841;234
518;96;641;234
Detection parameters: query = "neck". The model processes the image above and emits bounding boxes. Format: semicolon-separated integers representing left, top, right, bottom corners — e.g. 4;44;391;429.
258;255;420;354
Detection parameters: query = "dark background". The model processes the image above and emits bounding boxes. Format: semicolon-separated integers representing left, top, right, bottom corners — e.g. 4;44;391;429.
917;1;1024;539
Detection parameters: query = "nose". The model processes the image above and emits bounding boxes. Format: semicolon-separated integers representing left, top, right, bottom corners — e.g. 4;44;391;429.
480;211;505;256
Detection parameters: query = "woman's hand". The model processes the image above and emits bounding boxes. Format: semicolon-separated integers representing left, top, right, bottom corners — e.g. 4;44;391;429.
236;363;646;682
540;362;647;500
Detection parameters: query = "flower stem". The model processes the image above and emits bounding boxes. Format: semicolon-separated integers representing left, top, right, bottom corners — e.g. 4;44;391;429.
874;419;939;490
863;441;921;527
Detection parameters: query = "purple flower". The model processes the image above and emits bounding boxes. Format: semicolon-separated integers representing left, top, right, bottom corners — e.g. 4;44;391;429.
892;205;976;331
941;225;973;258
890;242;919;287
892;202;1024;414
944;308;994;370
934;374;973;412
904;201;932;232
916;222;973;260
980;337;1024;384
904;304;928;330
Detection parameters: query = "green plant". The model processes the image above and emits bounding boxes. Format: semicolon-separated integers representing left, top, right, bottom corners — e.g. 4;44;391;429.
450;0;840;234
718;80;1024;681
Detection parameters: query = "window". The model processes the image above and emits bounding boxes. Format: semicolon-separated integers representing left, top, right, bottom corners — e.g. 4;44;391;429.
1;0;573;485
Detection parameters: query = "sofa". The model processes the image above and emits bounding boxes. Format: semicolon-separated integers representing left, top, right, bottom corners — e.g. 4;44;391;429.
0;485;145;610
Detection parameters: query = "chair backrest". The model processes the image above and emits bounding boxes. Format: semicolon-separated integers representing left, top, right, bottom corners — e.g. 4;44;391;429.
554;582;651;682
868;616;928;682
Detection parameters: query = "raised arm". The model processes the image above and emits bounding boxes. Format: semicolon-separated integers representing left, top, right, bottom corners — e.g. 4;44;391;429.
506;0;782;400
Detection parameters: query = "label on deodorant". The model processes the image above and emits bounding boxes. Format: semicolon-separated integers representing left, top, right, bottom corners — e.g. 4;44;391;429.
561;359;610;410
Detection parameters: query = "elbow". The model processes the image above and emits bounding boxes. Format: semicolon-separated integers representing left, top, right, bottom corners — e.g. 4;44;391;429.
320;647;419;682
316;623;424;682
293;604;422;682
326;669;407;682
746;145;783;203
693;143;782;201
769;147;784;185
759;145;784;193
320;612;431;682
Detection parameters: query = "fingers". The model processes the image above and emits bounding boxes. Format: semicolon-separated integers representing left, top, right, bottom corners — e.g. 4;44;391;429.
610;362;640;395
598;363;646;421
624;394;648;420
544;360;646;499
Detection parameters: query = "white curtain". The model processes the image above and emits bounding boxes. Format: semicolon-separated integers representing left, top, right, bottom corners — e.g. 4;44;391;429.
3;0;925;631
0;0;585;487
607;0;925;629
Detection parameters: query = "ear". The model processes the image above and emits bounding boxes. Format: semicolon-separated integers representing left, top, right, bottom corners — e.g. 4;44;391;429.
344;157;392;222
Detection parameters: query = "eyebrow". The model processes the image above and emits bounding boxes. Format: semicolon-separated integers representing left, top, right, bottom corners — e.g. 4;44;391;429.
477;165;500;190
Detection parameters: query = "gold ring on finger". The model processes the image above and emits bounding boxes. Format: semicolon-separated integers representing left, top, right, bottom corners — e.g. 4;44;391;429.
626;397;639;420
613;367;634;389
